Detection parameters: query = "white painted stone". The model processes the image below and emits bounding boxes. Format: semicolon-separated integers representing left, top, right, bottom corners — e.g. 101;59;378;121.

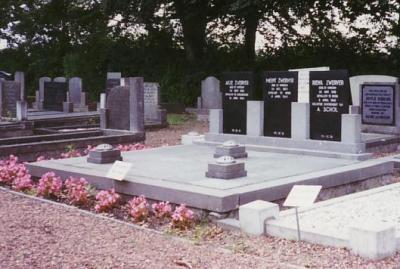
349;221;396;259
246;101;264;136
100;93;106;109
341;114;362;143
291;102;310;140
209;109;223;134
16;100;27;120
239;200;279;236
289;66;330;102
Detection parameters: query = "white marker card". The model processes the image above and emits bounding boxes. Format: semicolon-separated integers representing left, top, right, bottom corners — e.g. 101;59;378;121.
283;185;322;207
106;161;133;181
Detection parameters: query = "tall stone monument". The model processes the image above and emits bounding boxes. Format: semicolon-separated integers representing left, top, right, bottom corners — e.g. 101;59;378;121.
100;77;145;133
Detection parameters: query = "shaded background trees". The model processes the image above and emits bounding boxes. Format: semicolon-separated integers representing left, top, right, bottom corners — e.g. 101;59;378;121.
0;0;399;104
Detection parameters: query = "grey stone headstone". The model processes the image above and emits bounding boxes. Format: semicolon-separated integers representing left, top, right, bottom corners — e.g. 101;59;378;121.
0;81;21;117
39;77;51;102
106;72;122;95
43;81;68;111
201;76;222;109
144;82;160;120
69;77;83;105
106;77;144;132
54;77;67;83
14;71;25;100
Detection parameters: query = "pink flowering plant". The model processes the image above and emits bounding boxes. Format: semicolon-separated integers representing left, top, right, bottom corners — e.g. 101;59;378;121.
65;177;90;206
116;143;149;152
37;172;63;198
152;201;172;219
171;204;195;230
0;155;32;189
127;195;149;222
95;188;120;213
12;173;33;191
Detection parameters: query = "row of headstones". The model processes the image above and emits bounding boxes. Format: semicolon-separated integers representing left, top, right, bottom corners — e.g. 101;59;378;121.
212;70;399;142
104;72;166;124
0;71;26;120
32;76;88;112
195;67;330;112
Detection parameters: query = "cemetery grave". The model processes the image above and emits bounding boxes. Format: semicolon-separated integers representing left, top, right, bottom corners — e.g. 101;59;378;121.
6;68;400;262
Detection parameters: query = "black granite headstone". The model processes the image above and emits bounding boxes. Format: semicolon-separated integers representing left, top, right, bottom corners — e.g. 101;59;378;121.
43;81;68;111
309;70;351;141
361;83;395;126
222;72;253;134
106;86;130;130
1;81;21;117
263;71;298;137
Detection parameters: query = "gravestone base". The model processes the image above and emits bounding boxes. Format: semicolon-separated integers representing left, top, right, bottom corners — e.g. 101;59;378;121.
185;108;210;121
206;162;247;179
73;104;89;112
87;149;123;164
63;102;73;113
214;145;248;159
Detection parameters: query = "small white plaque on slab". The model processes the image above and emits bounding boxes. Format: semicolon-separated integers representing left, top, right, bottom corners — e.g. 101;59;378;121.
283;185;322;207
106;161;133;181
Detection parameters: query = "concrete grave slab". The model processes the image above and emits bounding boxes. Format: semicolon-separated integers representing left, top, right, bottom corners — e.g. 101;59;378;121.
26;144;395;213
266;182;400;259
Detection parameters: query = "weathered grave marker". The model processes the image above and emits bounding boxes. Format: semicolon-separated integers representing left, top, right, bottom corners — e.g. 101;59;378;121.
43;81;68;111
361;83;395;126
0;81;21;117
103;77;144;132
263;71;298;137
144;82;161;121
222;72;253;135
309;70;351;141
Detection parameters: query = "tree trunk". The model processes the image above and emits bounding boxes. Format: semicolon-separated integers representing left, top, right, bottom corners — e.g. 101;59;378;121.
174;0;208;62
243;12;260;61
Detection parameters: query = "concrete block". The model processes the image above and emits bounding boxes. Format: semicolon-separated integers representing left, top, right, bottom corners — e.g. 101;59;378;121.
100;93;106;109
239;200;279;236
341;114;362;143
246;101;264;136
16;100;27;120
214;145;248;158
349;221;396;259
181;132;205;145
291;102;310;140
100;108;108;129
209;109;223;134
63;102;73;113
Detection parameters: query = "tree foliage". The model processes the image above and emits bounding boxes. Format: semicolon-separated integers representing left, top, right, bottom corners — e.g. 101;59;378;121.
0;0;399;104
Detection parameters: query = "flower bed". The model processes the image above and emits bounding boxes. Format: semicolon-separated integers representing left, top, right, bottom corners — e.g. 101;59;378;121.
0;154;195;231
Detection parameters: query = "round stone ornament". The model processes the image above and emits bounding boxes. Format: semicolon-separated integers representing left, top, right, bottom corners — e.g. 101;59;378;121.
222;140;239;147
216;155;236;164
95;144;114;151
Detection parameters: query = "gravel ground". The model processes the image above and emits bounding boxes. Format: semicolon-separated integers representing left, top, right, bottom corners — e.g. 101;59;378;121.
2;117;400;268
145;116;208;147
